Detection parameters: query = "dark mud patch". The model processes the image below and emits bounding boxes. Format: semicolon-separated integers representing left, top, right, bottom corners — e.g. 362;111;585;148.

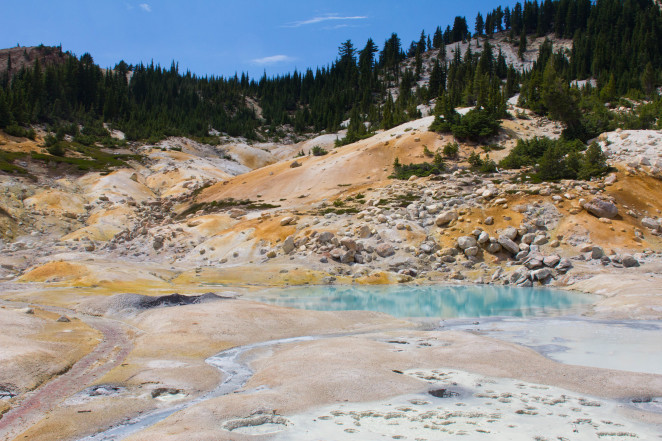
150;388;186;401
79;292;236;316
429;388;460;398
136;293;227;309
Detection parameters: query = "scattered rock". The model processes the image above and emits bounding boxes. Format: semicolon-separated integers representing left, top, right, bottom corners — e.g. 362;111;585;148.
502;227;518;241
435;210;458;227
282;236;295;254
375;243;395;258
584;198;618;219
543;255;560;267
622;255;640;268
318;231;335;243
591;246;605;260
556;258;573;273
357;225;372;238
340;237;358;251
464;246;479;257
531;268;553;282
153;236;164;251
280;217;295;226
486;242;502;254
642;218;660;230
457;236;477;250
498;235;520;254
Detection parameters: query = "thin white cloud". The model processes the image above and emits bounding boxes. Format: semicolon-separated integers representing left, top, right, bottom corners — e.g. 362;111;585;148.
251;55;294;65
284;14;367;28
139;3;152;12
323;24;353;30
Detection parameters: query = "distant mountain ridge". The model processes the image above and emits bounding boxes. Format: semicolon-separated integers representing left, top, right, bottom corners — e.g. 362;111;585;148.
0;45;70;77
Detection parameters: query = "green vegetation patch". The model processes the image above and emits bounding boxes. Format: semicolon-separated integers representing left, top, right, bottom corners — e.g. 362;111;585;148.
500;136;611;182
390;156;445;180
430;108;501;142
321;207;360;215
30;141;141;172
0;150;29;174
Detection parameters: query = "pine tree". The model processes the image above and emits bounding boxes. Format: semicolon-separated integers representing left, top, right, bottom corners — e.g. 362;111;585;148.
641;62;656;98
432;26;443;49
518;31;527;60
475;13;485;37
382;93;395;130
0;91;13;128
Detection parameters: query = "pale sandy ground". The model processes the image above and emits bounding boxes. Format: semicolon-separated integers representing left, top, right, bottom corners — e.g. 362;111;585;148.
123;328;662;441
278;369;662;440
1;280;660;441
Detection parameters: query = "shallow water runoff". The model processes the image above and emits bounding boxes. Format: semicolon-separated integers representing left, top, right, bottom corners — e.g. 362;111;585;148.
252;285;595;318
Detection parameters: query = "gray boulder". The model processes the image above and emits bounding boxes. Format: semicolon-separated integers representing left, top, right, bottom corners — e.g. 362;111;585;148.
153;236;164;251
498;235;520;254
591;246;604;260
502;226;519;241
318;232;335;243
521;233;536;245
329;248;344;261
543;255;561;267
375;243;395;258
340;237;358;251
556;258;573;273
486;242;502;254
457;236;477;250
531;268;553;282
357;225;372;239
641;218;660;230
509;267;529;284
622;255;640;268
584;198;618;219
524;254;544;269
464;246;479;257
282;236;296;254
419;243;435;254
340;250;355;264
435;210;458;227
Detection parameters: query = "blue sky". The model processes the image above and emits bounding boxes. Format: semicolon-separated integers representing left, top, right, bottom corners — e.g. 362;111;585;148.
1;1;517;79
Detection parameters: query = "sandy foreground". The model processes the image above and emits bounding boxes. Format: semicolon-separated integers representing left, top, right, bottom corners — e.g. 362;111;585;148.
0;279;660;441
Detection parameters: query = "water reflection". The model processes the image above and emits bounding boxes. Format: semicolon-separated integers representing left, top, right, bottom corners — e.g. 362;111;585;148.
253;285;595;318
